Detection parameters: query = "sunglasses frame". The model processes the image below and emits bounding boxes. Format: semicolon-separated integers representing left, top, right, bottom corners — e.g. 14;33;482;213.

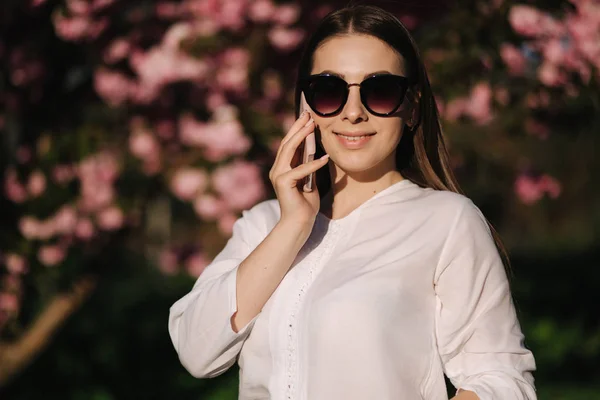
300;73;412;117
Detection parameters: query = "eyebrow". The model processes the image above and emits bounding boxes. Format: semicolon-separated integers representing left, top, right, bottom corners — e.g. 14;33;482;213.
318;70;396;79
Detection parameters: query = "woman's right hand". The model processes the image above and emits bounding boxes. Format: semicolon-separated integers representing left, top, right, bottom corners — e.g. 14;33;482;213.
268;111;330;226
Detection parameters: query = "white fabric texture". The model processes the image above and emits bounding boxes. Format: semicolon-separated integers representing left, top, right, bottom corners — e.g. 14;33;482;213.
168;179;537;400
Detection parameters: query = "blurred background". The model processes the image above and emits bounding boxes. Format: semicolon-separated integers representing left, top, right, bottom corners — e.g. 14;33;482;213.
0;0;598;399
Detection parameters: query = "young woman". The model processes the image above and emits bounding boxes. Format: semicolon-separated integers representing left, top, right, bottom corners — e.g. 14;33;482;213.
168;5;537;400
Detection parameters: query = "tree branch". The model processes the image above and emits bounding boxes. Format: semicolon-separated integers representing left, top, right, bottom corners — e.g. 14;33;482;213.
0;275;97;387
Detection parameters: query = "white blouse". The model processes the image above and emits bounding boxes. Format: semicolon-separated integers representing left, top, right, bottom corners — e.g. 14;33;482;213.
168;179;537;400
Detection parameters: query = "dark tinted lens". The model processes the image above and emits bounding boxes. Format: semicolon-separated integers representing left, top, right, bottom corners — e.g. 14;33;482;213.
362;75;407;115
307;76;347;115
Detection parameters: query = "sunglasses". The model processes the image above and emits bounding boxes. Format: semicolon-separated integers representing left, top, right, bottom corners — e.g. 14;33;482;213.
300;73;412;117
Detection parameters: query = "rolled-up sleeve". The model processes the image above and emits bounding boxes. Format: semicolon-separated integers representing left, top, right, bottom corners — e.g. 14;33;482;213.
168;203;267;378
433;199;537;400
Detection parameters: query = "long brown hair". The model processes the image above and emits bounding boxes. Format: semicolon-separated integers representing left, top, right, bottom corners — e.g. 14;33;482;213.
294;5;512;275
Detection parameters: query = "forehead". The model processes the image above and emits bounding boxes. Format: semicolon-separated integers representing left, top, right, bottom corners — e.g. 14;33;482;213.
312;34;407;77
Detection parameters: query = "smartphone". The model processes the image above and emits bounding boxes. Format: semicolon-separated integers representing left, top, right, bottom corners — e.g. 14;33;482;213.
300;92;316;192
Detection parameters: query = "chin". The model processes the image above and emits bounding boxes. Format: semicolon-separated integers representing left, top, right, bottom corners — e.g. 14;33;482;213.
330;155;377;174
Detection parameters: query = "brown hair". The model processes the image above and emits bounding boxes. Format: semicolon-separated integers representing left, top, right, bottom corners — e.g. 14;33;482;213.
294;5;512;274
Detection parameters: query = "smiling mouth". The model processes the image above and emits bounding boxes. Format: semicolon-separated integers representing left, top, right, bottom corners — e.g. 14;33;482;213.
334;132;376;140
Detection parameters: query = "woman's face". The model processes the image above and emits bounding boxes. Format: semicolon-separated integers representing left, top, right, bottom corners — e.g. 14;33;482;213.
309;34;413;180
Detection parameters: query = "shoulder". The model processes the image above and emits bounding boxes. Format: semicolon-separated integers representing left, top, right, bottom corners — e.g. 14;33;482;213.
417;187;479;217
413;187;490;235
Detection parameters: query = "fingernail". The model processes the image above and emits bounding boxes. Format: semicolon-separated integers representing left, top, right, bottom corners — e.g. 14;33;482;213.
320;154;330;160
304;118;313;127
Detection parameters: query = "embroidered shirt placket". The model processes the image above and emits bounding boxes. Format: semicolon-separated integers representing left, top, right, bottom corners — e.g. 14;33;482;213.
284;220;343;400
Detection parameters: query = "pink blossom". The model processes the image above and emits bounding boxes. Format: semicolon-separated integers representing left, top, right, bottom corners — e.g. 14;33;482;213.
129;127;160;160
77;152;120;212
156;119;175;140
249;0;276;23
96;206;124;231
75;218;95;240
170;168;209;201
27;170;46;197
219;0;246;31
79;184;115;212
508;5;563;38
444;98;468;122
38;245;65;267
179;114;208;147
103;38;130;64
206;91;227;111
538;62;567;86
4;253;28;274
127;82;159;105
94;68;133;107
500;43;526;76
162;22;195;50
92;0;115;11
4;168;27;203
539;175;561;198
53;205;78;235
467;82;493;125
78;151;120;184
156;2;182;19
67;0;91;15
268;26;305;52
217;212;238;235
514;175;545;205
158;249;178;275
52;164;76;185
216;66;248;92
53;13;91;41
272;3;301;25
185;251;210;277
19;216;40;239
193;194;226;220
212;160;266;211
514;174;562;204
129;46;209;97
221;47;250;66
0;293;19;313
542;39;566;64
203;120;252;162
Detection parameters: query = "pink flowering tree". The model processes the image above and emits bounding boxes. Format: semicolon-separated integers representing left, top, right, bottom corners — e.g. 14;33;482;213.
0;0;317;385
0;0;598;397
422;0;599;251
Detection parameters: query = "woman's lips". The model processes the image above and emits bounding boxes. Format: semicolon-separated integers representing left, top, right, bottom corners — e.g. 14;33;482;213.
334;132;375;149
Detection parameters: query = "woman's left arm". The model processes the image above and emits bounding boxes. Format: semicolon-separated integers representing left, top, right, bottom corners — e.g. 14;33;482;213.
434;199;537;400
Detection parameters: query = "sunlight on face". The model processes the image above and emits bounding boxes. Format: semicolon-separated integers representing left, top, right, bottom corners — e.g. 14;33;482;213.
310;34;411;177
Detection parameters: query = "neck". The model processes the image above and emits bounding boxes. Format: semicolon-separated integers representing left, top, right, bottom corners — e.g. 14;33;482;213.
320;165;404;220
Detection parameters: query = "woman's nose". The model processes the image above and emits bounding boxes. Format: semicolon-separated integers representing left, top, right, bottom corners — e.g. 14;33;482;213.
341;86;368;122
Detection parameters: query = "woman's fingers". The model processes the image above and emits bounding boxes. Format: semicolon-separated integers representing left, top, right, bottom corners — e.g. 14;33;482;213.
271;121;316;176
280;114;313;147
279;122;315;161
274;154;329;189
